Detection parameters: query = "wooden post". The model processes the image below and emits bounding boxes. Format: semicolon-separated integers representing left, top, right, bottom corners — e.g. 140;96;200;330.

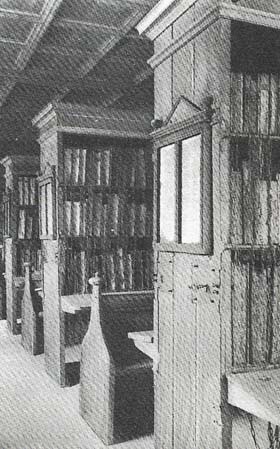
80;274;114;444
21;261;43;355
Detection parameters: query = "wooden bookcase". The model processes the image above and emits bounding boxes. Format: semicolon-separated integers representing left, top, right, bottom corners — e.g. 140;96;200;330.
0;155;41;334
139;4;280;449
33;102;154;387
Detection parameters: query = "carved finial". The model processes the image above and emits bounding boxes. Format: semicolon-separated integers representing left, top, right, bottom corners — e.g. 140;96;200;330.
204;96;214;119
151;118;163;130
88;273;101;287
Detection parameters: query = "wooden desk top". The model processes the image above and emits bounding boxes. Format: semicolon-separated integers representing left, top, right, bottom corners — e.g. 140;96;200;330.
228;367;280;424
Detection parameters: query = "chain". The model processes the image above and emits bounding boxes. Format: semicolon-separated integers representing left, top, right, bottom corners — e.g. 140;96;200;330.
248;415;280;449
248;415;262;449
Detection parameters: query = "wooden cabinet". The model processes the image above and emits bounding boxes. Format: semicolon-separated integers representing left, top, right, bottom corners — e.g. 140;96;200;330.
139;1;280;448
0;155;41;334
33;102;154;387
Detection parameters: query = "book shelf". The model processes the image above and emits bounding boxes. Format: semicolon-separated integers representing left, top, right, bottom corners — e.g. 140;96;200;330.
60;142;153;296
0;156;41;334
33;102;154;386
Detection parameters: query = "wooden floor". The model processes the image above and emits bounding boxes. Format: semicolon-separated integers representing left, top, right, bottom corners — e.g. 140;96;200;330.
0;321;154;449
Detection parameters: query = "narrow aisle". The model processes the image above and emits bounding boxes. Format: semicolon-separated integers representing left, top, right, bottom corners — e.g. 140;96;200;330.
0;321;154;449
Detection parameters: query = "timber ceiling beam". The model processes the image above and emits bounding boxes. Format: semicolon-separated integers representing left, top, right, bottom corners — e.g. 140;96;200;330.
0;0;64;108
55;6;154;102
0;8;40;20
54;18;149;41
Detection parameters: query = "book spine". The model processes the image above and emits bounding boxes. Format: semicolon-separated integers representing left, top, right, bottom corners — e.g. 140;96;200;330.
106;254;116;292
24;177;30;205
79;149;87;185
109;194;119;237
270;74;279;135
231;72;244;134
102;150;111;186
128;202;136;237
64;150;72;184
64;200;71;236
25;214;33;240
72;149;80;184
137;203;146;237
244;73;258;134
72;201;81;236
116;248;125;291
30;178;36;205
124;252;133;290
92;193;103;237
258;73;270;135
93;152;101;186
18;177;24;206
18;209;26;239
80;201;87;237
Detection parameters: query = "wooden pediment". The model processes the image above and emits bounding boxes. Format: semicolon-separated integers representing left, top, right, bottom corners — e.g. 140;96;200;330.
165;96;202;126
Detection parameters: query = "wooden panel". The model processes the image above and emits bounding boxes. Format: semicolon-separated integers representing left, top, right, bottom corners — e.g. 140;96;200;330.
154;26;172;54
173;254;196;449
272;263;280;363
155;252;174;449
43;240;65;384
230;172;243;244
254;179;268;245
194;19;231;118
5;238;15;333
173;44;194;104
251;258;269;364
154;58;172;121
242;161;253;244
196;287;222;449
231;253;249;368
172;4;195;41
270;179;279;244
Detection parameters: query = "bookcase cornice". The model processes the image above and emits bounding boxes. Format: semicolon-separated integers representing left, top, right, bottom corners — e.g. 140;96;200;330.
33;102;152;140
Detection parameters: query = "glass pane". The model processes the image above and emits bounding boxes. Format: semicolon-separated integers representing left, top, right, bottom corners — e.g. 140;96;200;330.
181;135;201;244
46;183;53;236
40;186;46;236
159;144;176;242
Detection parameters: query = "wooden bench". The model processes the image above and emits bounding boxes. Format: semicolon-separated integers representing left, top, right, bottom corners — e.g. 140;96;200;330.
21;262;43;355
80;275;154;445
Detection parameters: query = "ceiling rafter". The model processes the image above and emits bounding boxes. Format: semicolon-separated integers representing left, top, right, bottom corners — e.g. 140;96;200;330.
0;8;40;20
55;5;154;102
0;0;64;109
0;38;25;46
53;17;150;41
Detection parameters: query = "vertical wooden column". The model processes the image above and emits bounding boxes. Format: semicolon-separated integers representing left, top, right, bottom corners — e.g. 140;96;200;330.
5;238;16;333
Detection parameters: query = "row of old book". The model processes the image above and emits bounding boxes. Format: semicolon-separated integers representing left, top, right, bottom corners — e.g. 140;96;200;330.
64;194;153;239
18;176;37;206
16;245;42;277
18;209;39;240
231;251;280;367
63;147;148;189
230;137;280;245
62;248;153;294
230;166;280;246
231;72;280;135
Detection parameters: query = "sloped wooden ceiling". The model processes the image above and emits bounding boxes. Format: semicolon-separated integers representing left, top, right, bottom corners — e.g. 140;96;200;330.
0;0;157;152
